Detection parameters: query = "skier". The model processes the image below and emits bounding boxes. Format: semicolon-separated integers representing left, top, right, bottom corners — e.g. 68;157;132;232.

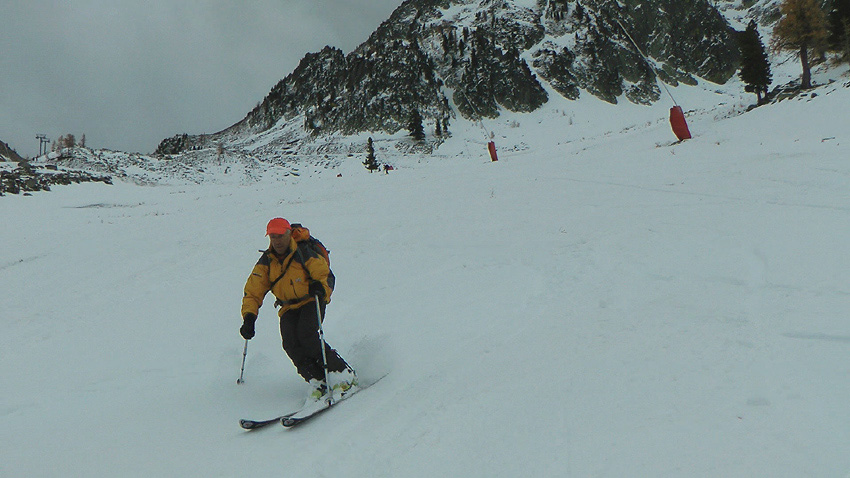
240;217;356;402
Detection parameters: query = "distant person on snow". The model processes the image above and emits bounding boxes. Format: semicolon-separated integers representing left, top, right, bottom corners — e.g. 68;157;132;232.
240;217;356;402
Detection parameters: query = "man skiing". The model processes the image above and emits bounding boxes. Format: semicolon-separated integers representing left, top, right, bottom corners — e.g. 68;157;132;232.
240;217;356;402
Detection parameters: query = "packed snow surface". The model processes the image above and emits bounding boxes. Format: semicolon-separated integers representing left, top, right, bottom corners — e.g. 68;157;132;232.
2;70;849;476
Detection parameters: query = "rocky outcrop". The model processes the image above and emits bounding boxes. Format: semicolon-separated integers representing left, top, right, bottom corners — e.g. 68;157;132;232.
1;140;25;163
0;161;112;196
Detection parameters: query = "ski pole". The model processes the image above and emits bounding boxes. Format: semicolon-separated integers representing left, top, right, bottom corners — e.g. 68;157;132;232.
315;295;333;405
237;339;248;384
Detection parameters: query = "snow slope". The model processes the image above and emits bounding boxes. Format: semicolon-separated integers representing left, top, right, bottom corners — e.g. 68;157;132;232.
2;70;850;476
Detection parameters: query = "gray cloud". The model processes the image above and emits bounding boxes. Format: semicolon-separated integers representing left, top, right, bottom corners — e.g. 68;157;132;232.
1;1;402;157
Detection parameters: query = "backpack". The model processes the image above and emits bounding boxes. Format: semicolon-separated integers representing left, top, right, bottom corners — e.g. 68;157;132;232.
290;223;330;267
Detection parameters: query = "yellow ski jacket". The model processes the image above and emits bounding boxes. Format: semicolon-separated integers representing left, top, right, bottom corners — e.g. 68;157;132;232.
241;238;334;317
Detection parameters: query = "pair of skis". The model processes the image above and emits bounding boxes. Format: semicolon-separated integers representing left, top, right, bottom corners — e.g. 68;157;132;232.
240;375;384;430
239;391;347;430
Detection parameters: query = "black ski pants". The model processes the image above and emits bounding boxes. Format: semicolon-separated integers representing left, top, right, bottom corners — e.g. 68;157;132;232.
279;301;347;382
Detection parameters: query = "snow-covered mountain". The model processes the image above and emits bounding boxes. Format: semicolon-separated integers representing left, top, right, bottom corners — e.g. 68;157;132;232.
22;0;843;190
30;0;805;187
155;0;741;158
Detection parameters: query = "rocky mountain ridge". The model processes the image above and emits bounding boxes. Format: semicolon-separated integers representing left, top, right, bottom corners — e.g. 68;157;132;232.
156;0;742;157
14;0;810;191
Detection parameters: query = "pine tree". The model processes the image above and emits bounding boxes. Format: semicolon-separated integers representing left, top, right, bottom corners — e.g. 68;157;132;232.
408;109;425;141
53;134;76;150
56;134;76;149
738;20;773;103
773;0;829;89
828;0;850;64
363;137;379;173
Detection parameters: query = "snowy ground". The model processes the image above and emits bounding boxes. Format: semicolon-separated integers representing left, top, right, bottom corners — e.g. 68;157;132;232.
3;66;850;476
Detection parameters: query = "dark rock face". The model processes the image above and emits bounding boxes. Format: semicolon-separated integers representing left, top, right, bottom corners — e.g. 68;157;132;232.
157;0;740;155
1;140;25;163
0;162;112;196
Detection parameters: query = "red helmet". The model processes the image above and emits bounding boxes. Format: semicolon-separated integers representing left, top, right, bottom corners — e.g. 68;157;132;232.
266;217;291;235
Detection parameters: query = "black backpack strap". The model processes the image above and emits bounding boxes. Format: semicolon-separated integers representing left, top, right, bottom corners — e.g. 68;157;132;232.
261;249;297;291
265;244;330;308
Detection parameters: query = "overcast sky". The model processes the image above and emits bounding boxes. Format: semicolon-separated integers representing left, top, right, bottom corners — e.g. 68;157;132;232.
1;1;403;158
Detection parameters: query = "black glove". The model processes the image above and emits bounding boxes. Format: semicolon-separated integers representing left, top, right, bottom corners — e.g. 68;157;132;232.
308;281;326;301
240;313;257;340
